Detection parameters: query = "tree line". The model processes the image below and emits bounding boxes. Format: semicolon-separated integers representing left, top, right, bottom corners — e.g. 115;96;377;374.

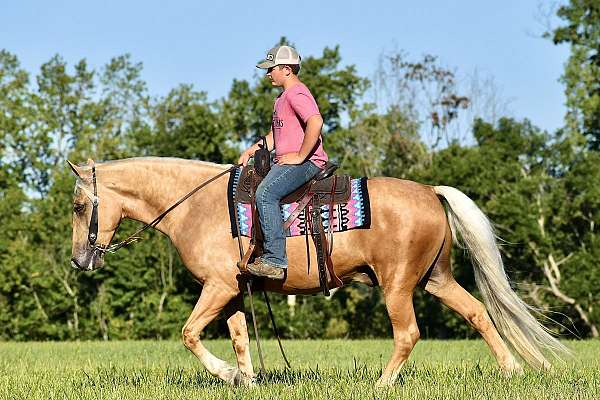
0;1;598;340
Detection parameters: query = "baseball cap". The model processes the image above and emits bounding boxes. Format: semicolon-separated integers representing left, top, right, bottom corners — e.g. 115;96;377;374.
256;45;301;69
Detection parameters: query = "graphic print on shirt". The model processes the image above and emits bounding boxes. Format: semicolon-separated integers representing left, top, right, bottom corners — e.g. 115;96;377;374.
272;109;284;136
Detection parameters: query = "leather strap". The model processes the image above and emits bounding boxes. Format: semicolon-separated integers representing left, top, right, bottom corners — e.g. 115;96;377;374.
311;196;330;296
249;171;263;255
322;231;343;288
245;280;265;373
237;243;255;272
304;210;311;275
327;176;337;256
282;190;313;231
88;164;99;246
263;290;291;368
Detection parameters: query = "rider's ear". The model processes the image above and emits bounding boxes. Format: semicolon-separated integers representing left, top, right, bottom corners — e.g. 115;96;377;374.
67;160;82;178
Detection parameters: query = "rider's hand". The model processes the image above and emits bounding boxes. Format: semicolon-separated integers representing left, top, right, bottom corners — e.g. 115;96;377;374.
275;152;304;165
238;151;251;166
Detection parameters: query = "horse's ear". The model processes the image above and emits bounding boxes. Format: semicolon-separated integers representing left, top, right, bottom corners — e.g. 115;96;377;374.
87;158;95;167
67;160;82;178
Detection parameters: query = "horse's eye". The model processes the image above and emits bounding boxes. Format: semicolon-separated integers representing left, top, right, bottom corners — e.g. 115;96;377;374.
73;203;85;214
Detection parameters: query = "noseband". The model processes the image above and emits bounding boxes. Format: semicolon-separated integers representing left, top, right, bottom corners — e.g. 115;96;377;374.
76;164;106;255
78;162;237;255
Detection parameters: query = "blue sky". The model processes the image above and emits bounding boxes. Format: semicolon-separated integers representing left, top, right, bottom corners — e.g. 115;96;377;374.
2;0;569;133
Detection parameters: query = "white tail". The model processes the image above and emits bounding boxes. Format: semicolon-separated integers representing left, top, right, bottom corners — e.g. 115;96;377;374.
434;185;570;368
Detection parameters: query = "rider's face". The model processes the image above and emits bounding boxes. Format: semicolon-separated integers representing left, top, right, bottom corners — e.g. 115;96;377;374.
266;65;289;86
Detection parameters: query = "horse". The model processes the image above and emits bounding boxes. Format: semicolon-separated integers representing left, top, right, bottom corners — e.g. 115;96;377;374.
67;157;568;386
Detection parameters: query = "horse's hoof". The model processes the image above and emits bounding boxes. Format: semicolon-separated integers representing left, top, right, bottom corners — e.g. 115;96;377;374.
502;361;524;377
245;375;258;387
230;369;256;387
375;377;394;387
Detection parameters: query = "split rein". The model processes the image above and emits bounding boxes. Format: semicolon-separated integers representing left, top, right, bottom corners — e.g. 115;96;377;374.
79;162;291;372
83;163;237;254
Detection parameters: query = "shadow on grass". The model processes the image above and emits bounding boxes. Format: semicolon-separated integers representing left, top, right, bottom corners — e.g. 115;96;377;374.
72;366;224;389
71;359;384;389
71;361;503;388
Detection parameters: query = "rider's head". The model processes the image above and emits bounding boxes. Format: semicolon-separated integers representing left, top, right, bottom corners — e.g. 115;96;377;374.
257;45;301;87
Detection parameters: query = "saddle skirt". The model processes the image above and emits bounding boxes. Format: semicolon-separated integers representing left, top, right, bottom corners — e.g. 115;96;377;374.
227;166;371;238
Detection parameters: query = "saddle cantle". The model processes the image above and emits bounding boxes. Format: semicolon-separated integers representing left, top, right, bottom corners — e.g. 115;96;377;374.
234;164;351;205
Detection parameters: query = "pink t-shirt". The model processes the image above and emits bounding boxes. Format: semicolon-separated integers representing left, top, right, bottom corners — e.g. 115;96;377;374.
272;83;328;168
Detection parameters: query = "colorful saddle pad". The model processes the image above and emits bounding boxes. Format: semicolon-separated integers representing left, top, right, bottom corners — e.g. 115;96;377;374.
227;167;371;238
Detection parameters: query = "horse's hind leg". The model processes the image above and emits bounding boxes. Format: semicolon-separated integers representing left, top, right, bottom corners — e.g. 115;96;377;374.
427;279;522;373
424;228;522;373
376;287;420;386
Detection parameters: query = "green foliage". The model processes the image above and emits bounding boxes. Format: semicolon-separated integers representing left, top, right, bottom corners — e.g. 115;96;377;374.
0;39;598;342
133;84;237;163
549;0;600;149
329;105;426;177
222;38;369;146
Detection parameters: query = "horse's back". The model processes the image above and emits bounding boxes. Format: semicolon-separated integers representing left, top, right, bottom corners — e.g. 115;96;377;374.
366;177;446;224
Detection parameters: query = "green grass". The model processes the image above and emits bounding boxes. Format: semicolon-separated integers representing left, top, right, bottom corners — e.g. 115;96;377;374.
0;340;598;399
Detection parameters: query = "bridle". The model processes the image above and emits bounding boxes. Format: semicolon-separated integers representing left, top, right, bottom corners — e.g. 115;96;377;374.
79;161;237;255
76;160;290;372
88;164;99;247
76;164;108;255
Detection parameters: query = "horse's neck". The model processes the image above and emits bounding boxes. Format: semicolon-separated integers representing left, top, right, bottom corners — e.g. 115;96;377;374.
100;159;228;234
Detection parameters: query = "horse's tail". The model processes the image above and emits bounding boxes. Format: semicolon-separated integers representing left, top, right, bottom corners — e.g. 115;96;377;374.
433;185;570;369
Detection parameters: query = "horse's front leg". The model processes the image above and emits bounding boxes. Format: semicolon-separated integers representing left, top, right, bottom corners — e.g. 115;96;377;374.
224;293;255;384
181;282;246;386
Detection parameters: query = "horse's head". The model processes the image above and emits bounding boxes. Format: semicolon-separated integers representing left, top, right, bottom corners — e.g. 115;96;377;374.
68;159;122;271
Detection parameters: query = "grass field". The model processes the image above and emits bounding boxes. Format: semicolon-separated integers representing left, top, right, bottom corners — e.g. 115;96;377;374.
0;339;598;399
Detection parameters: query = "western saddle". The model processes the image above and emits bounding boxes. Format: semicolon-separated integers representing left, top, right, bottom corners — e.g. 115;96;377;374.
234;161;351;295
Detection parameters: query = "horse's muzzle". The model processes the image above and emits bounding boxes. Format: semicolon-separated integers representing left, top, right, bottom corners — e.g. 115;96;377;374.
71;248;104;271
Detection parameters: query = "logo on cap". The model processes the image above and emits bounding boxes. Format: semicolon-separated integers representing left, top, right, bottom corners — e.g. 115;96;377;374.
256;45;301;69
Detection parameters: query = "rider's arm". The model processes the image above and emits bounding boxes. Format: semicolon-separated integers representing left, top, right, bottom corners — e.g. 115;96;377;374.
246;131;274;155
238;131;274;165
297;115;323;160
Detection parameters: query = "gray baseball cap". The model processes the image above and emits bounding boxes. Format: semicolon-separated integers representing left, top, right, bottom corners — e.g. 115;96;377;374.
256;45;301;69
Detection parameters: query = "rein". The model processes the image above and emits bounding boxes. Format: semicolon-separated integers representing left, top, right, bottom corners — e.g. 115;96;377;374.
81;161;289;372
85;163;237;254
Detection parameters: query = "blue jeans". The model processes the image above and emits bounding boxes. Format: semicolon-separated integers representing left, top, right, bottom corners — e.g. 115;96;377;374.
255;161;321;268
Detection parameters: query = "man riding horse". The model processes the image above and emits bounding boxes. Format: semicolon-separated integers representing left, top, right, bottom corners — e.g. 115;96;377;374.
67;45;569;387
238;45;327;280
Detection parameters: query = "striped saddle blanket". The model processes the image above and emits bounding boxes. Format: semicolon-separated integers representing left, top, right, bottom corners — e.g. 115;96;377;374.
227;167;371;238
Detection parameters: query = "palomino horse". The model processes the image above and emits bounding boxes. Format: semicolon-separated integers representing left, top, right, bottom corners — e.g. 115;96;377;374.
68;157;567;386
